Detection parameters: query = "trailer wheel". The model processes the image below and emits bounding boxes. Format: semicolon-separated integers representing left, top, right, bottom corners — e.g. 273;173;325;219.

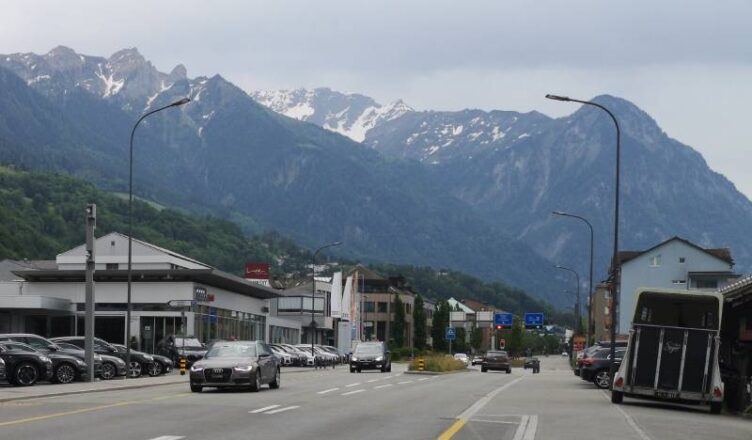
709;402;722;414
611;390;623;404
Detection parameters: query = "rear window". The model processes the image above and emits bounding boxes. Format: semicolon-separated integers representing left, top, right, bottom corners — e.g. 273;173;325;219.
486;351;508;358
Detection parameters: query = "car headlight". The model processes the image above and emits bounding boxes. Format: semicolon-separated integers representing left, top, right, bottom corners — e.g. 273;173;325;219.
40;356;51;363
234;365;254;372
75;359;86;366
143;355;154;361
94;355;103;362
115;359;126;367
375;356;383;362
351;357;358;362
190;364;204;372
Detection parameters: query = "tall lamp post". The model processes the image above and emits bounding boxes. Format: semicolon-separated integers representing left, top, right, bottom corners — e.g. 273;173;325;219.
552;210;594;345
546;94;621;379
555;265;581;335
126;97;190;378
311;241;342;358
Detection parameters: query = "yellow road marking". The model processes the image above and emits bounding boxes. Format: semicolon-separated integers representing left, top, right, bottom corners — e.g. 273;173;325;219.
437;419;466;440
0;393;188;428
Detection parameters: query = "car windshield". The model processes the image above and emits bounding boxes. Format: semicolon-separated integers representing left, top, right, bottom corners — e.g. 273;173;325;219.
205;343;256;358
354;344;383;355
174;337;203;348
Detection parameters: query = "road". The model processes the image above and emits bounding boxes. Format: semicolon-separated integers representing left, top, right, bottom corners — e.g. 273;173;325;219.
0;357;749;440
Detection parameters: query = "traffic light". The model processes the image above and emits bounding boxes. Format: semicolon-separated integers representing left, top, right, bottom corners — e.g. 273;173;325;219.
495;325;502;330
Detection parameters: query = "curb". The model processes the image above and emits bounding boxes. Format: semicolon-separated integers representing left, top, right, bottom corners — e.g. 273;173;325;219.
0;378;188;403
404;368;469;376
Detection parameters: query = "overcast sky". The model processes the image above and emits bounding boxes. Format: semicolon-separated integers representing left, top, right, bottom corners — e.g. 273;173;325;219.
2;0;751;197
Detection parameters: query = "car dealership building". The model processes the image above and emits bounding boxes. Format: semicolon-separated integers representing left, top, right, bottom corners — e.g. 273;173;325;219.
0;232;300;351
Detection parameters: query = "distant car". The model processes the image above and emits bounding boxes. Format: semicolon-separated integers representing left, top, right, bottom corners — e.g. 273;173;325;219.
189;340;280;393
51;336;154;378
350;341;391;373
280;344;314;366
112;344;172;376
54;341;126;380
269;345;293;366
157;335;207;366
471;355;484;366
0;342;53;386
581;347;626;389
523;357;540;373
453;353;470;366
0;357;5;382
561;351;568;357
481;351;511;373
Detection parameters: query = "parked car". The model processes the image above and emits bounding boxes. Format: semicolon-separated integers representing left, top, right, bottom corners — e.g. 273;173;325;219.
561;351;569;357
157;335;207;366
272;344;304;366
54;341;127;380
454;353;470;366
0;341;89;384
524;357;540;373
112;344;172;376
51;336;154;378
0;341;53;386
0;333;103;380
481;351;511;373
269;345;293;366
581;347;626;388
189;340;280;393
0;357;5;382
280;344;314;366
471;355;484;366
350;341;391;373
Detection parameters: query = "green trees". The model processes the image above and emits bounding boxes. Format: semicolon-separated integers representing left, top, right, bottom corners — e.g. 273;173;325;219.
431;300;450;352
507;316;524;358
470;326;483;352
391;294;406;348
413;294;427;350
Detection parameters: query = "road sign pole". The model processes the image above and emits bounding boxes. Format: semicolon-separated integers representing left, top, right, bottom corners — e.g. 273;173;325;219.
84;204;96;383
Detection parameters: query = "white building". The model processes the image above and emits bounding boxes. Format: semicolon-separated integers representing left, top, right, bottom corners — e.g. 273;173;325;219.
0;232;300;351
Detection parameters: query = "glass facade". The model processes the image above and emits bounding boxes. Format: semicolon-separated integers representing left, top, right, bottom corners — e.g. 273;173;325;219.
193;304;265;343
269;325;300;344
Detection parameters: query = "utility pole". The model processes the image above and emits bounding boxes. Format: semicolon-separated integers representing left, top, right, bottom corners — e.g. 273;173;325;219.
84;204;96;382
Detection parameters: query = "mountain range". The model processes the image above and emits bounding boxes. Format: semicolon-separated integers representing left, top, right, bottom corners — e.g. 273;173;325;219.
1;46;751;309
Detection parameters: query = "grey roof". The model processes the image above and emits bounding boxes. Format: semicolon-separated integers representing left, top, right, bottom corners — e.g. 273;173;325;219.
0;259;56;281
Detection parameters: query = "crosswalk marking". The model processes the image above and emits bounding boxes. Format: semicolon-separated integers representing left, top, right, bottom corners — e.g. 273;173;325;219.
250;405;280;414
264;406;300;415
317;387;340;394
374;384;393;390
341;389;366;396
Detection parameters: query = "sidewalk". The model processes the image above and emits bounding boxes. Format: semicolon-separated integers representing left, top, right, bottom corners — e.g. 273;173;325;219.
0;365;320;402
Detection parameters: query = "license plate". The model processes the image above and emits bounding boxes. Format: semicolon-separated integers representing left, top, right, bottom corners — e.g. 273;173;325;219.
655;391;678;399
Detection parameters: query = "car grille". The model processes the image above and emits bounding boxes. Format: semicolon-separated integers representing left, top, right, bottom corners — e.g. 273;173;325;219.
204;368;232;382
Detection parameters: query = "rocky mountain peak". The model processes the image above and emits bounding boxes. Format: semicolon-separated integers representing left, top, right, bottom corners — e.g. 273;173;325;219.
169;64;187;81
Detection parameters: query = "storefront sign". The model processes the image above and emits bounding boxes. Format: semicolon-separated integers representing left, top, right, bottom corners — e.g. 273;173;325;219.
194;286;215;303
245;263;270;280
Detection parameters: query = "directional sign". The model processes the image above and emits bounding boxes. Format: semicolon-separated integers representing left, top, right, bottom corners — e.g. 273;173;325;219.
494;312;513;327
445;327;456;341
524;312;544;327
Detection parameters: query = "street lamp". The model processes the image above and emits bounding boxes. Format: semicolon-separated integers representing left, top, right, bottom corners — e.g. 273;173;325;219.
311;241;342;359
546;93;621;378
126;97;190;378
555;265;581;335
552;210;594;345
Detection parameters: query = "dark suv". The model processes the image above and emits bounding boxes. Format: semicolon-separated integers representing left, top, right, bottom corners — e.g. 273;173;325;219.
350;342;391;373
481;350;511;373
0;333;102;382
157;335;207;365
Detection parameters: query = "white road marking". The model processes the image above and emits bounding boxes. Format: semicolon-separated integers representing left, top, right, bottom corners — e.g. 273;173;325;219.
374;384;393;390
512;415;530;440
470;419;520;425
250;405;280;414
458;376;525;421
523;415;538;440
397;380;413;385
367;379;378;383
341;389;366;396
345;382;361;387
600;391;652;440
148;437;185;440
264;405;300;415
417;377;430;381
317;387;340;394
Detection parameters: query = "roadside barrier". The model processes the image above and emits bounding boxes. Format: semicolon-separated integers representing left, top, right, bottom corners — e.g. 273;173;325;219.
179;357;187;375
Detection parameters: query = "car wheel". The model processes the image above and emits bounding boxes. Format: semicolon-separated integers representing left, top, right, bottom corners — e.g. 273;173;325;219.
14;362;39;386
250;372;261;392
128;361;143;378
506;368;511;374
190;382;202;393
100;362;117;380
710;402;722;414
53;363;77;384
357;368;361;373
269;368;280;389
148;361;163;377
481;367;487;372
611;390;624;404
350;367;355;373
594;370;611;389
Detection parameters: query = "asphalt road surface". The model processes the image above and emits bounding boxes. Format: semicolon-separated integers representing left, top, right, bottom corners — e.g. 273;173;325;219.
0;358;749;440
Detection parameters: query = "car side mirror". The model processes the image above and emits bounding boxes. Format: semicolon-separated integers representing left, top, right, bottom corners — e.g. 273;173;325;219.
48;345;59;351
259;353;270;358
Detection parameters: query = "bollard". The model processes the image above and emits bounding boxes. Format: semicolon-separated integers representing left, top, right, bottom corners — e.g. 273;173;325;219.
417;357;425;372
179;357;187;376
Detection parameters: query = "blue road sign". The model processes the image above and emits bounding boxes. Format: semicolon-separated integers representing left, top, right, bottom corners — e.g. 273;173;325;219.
494;312;514;327
445;327;456;341
524;312;544;327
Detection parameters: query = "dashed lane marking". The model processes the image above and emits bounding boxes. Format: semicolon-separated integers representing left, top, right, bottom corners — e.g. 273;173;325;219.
341;389;366;396
264;406;300;415
345;382;361;387
374;384;393;390
317;388;340;395
147;437;185;440
250;405;280;414
398;380;413;385
367;379;379;383
418;377;430;381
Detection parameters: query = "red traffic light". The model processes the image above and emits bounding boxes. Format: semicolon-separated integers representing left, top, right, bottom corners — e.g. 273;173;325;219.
495;325;502;330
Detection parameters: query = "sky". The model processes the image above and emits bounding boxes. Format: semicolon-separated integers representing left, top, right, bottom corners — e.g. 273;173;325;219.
2;0;751;196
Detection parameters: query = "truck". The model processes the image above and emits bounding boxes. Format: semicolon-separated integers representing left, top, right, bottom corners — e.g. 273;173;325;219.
611;288;724;414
